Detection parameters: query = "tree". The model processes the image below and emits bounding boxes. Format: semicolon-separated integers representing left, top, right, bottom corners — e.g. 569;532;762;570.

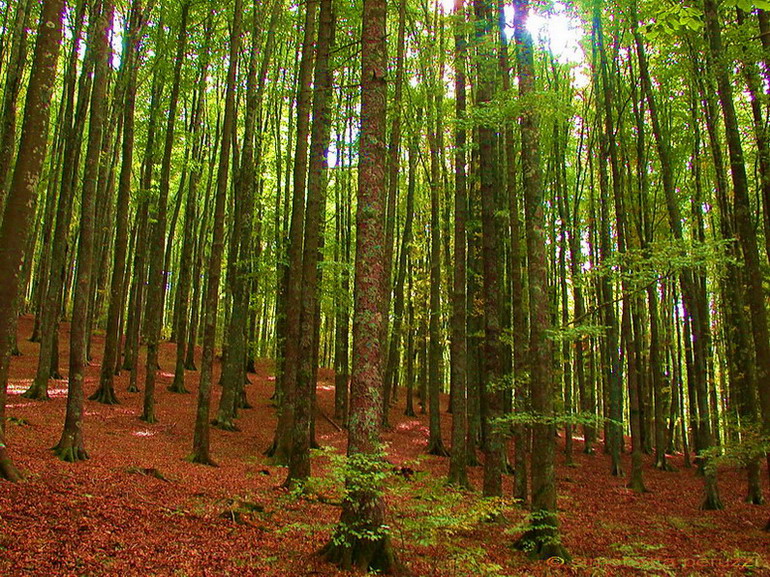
0;0;66;480
512;0;569;560
54;0;113;462
320;0;401;571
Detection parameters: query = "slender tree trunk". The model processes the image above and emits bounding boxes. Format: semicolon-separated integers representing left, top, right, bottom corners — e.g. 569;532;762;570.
141;1;190;424
286;0;335;486
448;0;470;489
190;0;242;465
512;0;569;560
704;0;768;515
93;0;144;405
268;0;319;464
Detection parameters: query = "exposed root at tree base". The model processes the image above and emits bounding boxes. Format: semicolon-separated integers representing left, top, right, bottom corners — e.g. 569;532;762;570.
89;386;120;405
0;455;22;482
53;444;89;463
513;513;571;563
211;418;239;432
187;453;218;467
21;386;50;401
167;383;189;394
319;533;407;576
426;439;450;457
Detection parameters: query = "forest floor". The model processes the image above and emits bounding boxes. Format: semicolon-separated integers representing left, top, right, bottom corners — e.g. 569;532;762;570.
1;315;769;577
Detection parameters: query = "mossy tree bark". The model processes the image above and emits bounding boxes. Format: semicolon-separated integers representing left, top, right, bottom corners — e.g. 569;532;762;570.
321;0;402;572
0;0;66;478
55;0;112;463
190;0;242;466
448;0;470;490
512;0;570;561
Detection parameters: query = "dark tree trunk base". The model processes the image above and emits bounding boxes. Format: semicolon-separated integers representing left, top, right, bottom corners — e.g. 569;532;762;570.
701;472;723;510
126;385;140;393
21;384;50;401
184;361;197;371
0;450;22;482
447;471;472;490
188;453;218;467
513;512;571;562
319;533;405;576
167;382;189;394
237;391;251;409
655;459;676;472
426;438;450;457
211;418;239;432
139;413;157;425
53;443;89;463
89;385;120;405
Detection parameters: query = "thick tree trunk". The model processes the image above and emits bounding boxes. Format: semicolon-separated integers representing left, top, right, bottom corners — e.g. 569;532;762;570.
320;0;401;572
0;0;66;480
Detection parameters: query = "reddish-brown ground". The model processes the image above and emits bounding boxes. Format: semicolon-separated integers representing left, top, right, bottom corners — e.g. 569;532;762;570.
1;315;768;576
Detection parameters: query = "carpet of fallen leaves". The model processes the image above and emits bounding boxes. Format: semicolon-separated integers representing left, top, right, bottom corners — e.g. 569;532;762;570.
1;315;769;577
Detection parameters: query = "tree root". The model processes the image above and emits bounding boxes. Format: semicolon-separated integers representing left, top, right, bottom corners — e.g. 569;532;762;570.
167;381;189;394
53;443;89;463
21;385;50;401
319;532;406;576
89;385;120;405
0;451;22;482
513;511;571;563
211;418;239;432
426;439;450;457
187;453;218;467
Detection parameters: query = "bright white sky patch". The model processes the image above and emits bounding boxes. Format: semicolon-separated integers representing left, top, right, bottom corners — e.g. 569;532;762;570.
440;1;585;66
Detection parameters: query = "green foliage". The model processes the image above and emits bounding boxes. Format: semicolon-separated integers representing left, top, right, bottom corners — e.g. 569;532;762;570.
493;410;611;433
511;509;569;562
701;422;770;474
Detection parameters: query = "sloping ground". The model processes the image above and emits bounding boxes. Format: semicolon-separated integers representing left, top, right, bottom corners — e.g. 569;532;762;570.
1;315;768;576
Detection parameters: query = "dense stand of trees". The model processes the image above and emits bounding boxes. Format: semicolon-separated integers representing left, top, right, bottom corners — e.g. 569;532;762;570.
2;0;770;572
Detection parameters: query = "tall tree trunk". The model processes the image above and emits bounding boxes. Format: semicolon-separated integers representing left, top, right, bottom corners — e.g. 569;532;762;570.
93;0;145;405
268;0;319;464
55;0;112;462
190;0;243;465
320;0;401;571
141;1;190;424
381;0;407;426
286;0;335;486
448;0;470;489
704;0;768;515
0;0;65;481
25;0;90;400
473;0;504;499
169;7;214;394
512;0;569;560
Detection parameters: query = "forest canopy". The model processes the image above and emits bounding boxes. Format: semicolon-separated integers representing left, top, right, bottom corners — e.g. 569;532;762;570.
1;0;770;574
